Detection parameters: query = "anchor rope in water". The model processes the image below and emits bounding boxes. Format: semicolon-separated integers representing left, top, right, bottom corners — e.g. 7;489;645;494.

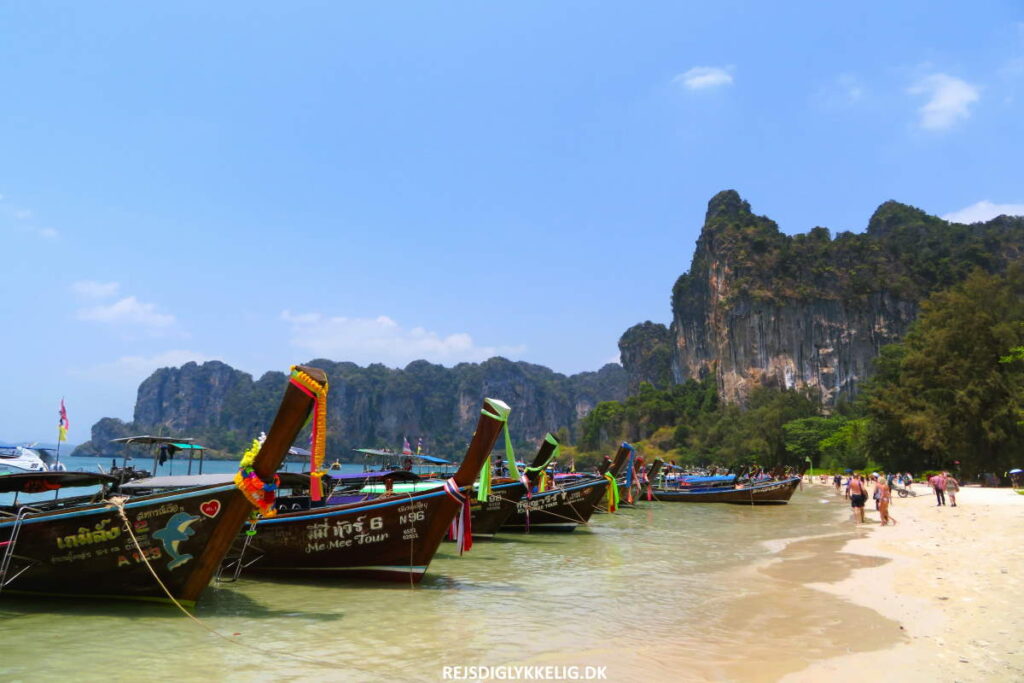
107;496;340;671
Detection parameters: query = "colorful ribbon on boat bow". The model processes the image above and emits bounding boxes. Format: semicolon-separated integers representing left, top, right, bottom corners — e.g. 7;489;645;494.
288;366;329;502
235;437;280;517
604;472;620;513
443;477;473;554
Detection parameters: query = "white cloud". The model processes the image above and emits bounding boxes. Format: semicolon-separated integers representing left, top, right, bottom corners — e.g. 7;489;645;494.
77;296;176;329
73;350;219;383
838;74;864;103
72;280;121;299
942;200;1024;224
908;73;979;130
814;74;867;109
36;227;58;240
674;66;734;90
281;311;526;366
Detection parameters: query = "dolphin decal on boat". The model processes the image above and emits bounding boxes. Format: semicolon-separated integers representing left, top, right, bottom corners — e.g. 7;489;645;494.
152;512;201;570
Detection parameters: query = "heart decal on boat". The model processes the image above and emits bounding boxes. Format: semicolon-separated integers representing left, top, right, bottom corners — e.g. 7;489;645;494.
200;500;221;518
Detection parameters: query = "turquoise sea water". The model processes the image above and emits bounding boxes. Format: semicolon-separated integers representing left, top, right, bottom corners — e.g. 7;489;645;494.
0;477;845;682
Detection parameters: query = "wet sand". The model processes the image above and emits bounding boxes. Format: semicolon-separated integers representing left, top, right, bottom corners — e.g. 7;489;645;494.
518;490;910;681
782;482;1024;682
528;483;1024;682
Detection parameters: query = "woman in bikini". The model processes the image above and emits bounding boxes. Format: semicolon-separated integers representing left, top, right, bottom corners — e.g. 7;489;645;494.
878;477;896;526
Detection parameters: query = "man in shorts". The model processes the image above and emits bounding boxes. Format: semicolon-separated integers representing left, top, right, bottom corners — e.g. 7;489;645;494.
849;474;867;523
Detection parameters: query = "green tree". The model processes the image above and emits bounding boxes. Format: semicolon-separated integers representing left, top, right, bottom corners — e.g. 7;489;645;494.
783;415;847;469
864;267;1024;476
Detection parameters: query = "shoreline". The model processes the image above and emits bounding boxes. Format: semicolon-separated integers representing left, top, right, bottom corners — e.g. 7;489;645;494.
780;481;1024;682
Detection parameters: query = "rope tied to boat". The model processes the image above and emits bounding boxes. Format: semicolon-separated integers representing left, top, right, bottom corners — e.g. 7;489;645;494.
104;495;338;670
442;478;473;555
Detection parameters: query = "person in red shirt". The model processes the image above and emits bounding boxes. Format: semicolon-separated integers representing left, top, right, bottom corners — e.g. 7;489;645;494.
931;472;947;506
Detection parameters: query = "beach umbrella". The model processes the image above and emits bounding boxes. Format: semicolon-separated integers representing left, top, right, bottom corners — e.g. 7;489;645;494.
1010;468;1023;474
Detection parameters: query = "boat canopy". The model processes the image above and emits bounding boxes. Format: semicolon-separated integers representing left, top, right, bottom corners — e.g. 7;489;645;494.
118;472;310;490
326;470;421;482
111;435;197;445
0;471;118;494
352;448;451;465
679;475;735;483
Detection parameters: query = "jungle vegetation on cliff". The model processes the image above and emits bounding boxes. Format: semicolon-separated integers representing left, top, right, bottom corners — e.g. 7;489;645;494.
582;267;1024;478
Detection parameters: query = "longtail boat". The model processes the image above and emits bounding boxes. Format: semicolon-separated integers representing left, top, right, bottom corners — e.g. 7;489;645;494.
615;447;647;507
649;475;801;504
222;398;509;583
0;365;325;605
254;430;552;542
637;459;664;502
500;442;631;532
594;444;634;511
468;433;560;538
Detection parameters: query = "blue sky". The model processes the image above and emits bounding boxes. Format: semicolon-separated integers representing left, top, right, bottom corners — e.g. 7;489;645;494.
2;1;1022;442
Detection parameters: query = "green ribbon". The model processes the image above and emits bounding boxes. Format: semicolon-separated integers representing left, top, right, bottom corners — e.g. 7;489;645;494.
524;433;560;475
505;424;520;479
604;472;620;512
477;455;492;502
476;398;509;502
480;398;511;423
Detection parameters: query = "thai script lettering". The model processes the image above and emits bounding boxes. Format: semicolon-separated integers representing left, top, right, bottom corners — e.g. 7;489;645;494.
136;503;182;521
55;519;122;549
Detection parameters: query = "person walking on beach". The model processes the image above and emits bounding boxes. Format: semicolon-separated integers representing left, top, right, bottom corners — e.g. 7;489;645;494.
849;474;867;523
946;472;960;507
931;472;947;506
878;477;896;526
833;474;842;494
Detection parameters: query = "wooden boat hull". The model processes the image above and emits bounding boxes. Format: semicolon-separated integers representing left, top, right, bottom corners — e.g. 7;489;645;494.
0;484;241;605
650;477;801;504
234;395;510;584
0;364;325;606
468;480;526;539
500;478;606;532
241;486;463;583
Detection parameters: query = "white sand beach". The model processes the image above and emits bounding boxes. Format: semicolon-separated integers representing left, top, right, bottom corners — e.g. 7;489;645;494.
784;483;1024;682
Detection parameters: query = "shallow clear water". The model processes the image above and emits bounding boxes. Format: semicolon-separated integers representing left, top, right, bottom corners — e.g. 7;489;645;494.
0;484;842;681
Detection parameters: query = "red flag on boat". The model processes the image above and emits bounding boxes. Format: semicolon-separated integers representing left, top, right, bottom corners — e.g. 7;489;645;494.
58;398;69;442
402;437;412;455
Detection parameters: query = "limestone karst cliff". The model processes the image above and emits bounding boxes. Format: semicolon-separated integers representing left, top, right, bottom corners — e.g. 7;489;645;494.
622;191;1024;405
75;358;627;458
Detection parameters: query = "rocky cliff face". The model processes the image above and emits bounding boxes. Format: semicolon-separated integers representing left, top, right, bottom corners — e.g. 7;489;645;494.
622;190;1024;405
618;321;673;392
75;358;627;458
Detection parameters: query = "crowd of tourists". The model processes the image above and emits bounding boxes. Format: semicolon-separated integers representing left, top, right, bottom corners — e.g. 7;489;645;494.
813;470;961;525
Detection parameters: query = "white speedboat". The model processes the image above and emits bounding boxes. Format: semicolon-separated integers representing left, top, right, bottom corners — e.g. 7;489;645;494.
0;445;50;474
